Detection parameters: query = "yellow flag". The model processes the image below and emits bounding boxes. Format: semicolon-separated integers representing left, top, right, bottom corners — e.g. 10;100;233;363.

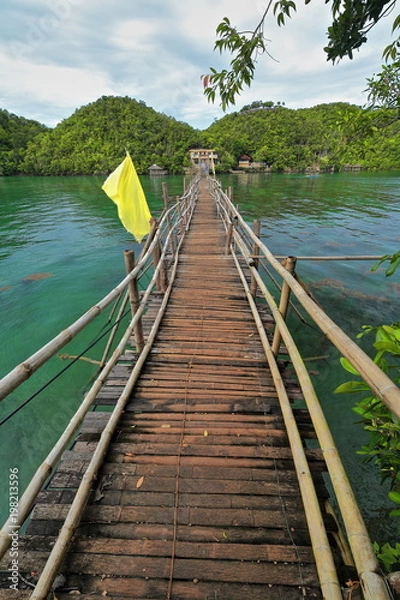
102;153;152;242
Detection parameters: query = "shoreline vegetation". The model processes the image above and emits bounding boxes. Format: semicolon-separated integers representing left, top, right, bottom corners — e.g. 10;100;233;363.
1;95;400;177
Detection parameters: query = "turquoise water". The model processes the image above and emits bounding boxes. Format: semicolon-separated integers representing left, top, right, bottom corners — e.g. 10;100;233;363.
0;172;399;544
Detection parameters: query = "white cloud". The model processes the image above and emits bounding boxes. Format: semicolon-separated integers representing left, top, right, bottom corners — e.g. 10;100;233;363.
0;0;395;128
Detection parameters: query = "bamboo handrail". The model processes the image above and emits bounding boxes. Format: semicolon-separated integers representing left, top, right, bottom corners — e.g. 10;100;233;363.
0;177;200;562
214;178;393;599
211;179;400;420
29;215;188;600
0;174;393;597
0;185;197;403
249;262;391;599
274;255;385;261
230;249;343;599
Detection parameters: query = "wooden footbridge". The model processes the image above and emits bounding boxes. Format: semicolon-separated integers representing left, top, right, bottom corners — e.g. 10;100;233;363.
1;175;399;599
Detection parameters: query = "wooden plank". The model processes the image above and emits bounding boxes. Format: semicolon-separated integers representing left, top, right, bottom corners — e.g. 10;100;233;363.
71;537;315;562
61;553;319;586
56;580;322;600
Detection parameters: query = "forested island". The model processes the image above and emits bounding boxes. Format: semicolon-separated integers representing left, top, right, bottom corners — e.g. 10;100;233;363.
1;95;399;176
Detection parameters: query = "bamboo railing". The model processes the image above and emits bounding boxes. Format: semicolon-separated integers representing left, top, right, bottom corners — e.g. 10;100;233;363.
0;174;397;599
210;176;396;600
0;176;199;571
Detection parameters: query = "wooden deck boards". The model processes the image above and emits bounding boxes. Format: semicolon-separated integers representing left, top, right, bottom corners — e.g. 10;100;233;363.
0;178;332;598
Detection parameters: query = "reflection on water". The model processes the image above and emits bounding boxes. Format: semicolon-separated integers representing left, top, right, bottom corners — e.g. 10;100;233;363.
0;172;399;544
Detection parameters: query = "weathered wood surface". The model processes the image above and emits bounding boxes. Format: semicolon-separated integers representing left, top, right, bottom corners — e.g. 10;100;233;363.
0;178;333;598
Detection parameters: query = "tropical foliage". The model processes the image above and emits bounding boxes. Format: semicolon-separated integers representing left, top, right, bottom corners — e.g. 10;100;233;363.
0;109;47;175
335;253;400;572
21;96;203;175
203;0;399;111
205;102;400;171
2;96;400;175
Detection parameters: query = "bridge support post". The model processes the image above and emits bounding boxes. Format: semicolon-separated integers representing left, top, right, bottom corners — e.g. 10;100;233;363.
225;221;234;255
176;195;183;238
124;250;145;353
163;182;176;255
250;219;260;298
271;256;297;356
225;216;238;255
160;258;169;293
152;237;163;292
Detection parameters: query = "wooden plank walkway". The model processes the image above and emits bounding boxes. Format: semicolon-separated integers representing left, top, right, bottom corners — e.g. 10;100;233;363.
1;179;335;599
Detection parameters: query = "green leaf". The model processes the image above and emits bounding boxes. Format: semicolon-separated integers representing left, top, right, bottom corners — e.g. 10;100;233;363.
371;255;390;272
374;341;400;355
339;357;360;375
335;381;371;394
386;255;400;277
388;490;400;504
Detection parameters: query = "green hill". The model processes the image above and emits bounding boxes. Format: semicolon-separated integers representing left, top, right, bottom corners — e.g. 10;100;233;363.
205;102;400;172
21;96;204;175
2;96;400;175
0;109;47;175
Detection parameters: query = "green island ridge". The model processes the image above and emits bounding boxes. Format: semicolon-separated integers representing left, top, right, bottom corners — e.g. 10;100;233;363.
1;95;400;176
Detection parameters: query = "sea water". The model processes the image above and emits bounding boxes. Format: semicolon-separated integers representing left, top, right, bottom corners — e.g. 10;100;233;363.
0;171;399;544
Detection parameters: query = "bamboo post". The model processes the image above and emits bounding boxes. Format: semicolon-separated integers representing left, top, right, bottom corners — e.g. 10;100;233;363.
176;194;185;234
231;250;343;599
160;258;169;292
271;256;297;356
242;257;392;599
162;182;176;255
250;219;260;298
225;221;234;255
124;250;144;353
152;234;162;292
27;213;188;600
99;291;130;368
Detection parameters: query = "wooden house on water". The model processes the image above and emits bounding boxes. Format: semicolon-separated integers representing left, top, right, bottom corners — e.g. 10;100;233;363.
148;164;168;176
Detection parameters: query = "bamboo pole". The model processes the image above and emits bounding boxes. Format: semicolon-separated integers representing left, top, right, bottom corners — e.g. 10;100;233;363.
152;236;162;292
124;250;144;353
225;222;234;255
0;289;148;560
0;251;163;559
212;180;394;596
274;255;384;261
0;202;182;403
160;258;169;292
99;290;130;369
176;195;183;235
250;219;260;298
163;181;176;255
0;243;150;402
271;256;297;356
28;194;190;600
231;249;342;600
0;176;200;563
241;251;391;600
220;190;400;419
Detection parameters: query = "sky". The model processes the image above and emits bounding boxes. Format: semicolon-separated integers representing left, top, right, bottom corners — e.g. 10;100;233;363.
0;0;395;131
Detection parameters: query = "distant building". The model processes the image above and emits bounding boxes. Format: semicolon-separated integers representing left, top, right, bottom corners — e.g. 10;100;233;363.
189;149;218;174
148;164;168;176
238;154;267;170
238;154;253;169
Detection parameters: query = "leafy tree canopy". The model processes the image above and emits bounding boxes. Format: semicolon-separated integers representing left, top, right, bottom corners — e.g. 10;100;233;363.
2;96;400;175
204;101;400;172
0;109;47;175
21;96;204;176
202;0;399;110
